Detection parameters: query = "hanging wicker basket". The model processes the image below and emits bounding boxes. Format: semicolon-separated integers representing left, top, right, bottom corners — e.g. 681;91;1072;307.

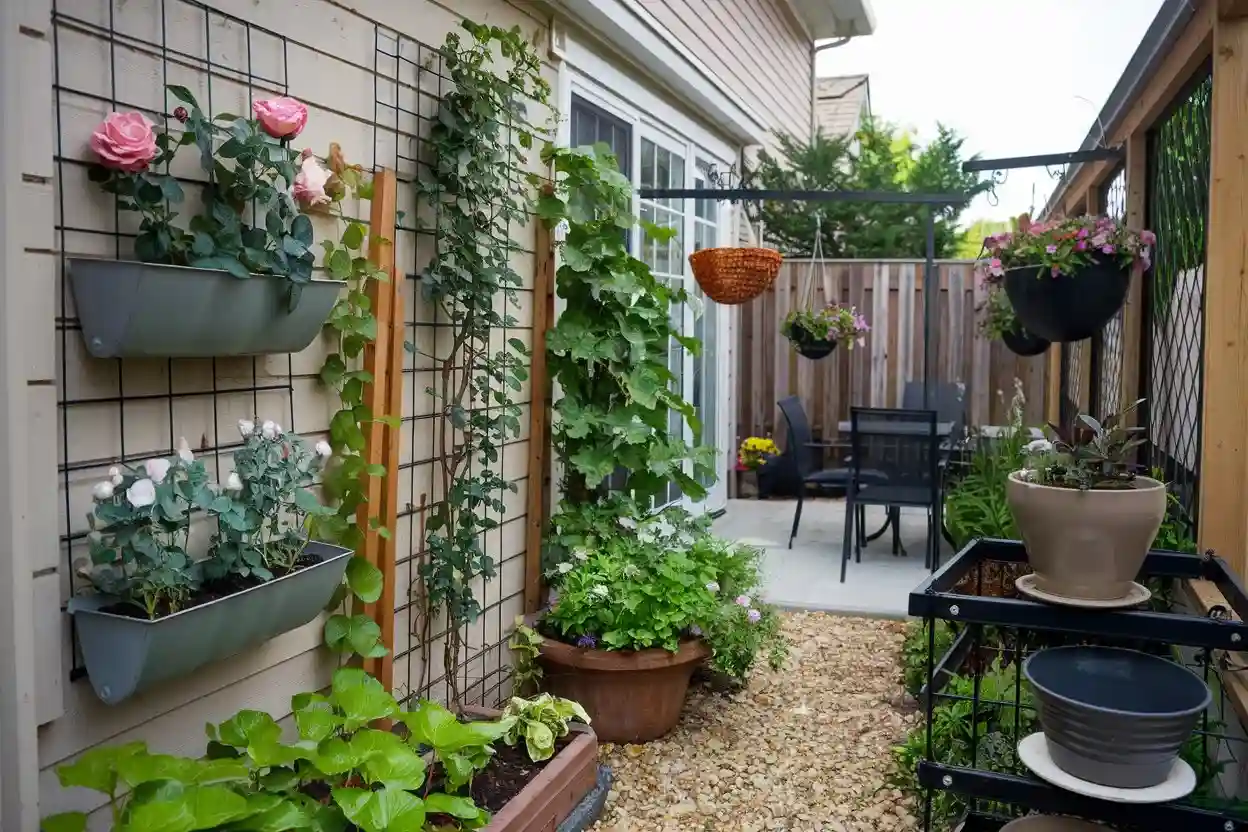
688;247;782;305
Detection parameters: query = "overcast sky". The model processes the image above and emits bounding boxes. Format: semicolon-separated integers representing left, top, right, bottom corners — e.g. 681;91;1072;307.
816;0;1165;225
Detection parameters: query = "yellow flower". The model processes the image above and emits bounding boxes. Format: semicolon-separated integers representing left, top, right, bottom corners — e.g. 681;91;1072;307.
737;437;779;469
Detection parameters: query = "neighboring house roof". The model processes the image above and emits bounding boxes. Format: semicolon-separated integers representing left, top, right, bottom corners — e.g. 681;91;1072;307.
815;74;870;139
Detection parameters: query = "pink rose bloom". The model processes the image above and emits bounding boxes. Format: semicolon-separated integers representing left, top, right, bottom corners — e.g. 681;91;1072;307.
252;96;308;139
90;111;158;172
293;154;331;208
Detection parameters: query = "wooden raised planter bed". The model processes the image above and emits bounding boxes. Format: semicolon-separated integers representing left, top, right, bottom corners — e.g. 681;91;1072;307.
460;707;606;832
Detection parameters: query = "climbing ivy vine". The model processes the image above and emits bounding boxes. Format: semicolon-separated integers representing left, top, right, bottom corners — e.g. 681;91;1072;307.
414;21;550;706
537;145;715;505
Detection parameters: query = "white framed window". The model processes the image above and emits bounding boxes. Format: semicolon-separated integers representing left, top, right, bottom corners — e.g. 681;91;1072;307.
561;60;735;513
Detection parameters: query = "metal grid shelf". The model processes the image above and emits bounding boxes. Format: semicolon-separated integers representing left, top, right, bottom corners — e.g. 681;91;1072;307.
910;538;1248;831
909;538;1248;650
922;764;1243;831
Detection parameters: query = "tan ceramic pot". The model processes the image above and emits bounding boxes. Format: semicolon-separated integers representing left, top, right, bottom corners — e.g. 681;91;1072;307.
1006;472;1166;601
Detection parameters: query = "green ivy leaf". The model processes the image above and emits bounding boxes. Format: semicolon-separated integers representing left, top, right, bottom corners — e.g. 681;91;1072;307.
346;555;383;603
331;787;426;832
40;813;88;832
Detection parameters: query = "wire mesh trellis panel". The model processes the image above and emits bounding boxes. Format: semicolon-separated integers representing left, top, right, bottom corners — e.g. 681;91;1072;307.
52;0;313;681
1142;68;1211;532
1059;339;1085;425
375;30;543;709
1088;165;1128;418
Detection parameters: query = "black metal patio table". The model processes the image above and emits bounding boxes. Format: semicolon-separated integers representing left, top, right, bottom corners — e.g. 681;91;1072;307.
836;419;955;557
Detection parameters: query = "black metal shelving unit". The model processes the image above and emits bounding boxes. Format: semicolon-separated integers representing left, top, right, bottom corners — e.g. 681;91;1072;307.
909;538;1248;832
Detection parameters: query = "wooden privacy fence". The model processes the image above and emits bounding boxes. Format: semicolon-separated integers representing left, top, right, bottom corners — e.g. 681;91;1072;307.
736;259;1050;445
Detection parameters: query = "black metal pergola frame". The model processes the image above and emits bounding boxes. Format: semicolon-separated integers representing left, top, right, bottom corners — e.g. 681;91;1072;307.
636;185;969;408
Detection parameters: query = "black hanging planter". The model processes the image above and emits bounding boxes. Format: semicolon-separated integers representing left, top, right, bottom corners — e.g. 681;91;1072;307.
1000;323;1051;357
1003;256;1131;343
789;330;838;360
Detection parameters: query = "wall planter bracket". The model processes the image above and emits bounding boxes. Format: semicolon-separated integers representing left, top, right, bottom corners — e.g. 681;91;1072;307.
68;541;353;704
68;258;345;358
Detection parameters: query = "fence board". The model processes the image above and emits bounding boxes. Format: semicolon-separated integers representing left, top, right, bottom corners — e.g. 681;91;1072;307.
736;259;1051;446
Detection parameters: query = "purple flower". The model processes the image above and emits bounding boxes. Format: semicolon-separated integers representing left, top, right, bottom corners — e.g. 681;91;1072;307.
1077;228;1089;239
747;609;762;624
576;634;597;649
1141;230;1157;246
1076;240;1087;251
1050;265;1061;278
735;594;751;607
988;257;1004;277
1101;244;1115;255
689;624;703;637
1045;245;1057;254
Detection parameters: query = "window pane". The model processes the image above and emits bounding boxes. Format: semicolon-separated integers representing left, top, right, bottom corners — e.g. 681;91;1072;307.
641;139;656;187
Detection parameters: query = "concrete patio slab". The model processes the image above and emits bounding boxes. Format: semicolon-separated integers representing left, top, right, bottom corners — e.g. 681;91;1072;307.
713;498;953;619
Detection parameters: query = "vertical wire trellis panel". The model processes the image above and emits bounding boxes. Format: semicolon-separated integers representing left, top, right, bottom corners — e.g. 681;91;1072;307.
1142;67;1211;531
1089;165;1128;418
52;0;306;681
375;30;542;709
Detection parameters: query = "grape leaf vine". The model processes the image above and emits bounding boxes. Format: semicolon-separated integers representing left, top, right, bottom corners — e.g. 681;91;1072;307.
537;145;714;507
414;21;550;707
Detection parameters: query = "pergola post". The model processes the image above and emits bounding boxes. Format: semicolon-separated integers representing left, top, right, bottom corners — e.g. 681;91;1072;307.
1198;4;1248;577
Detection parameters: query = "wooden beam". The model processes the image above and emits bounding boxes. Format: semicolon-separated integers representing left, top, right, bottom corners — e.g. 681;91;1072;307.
1198;14;1248;581
1119;132;1148;432
1054;1;1214;215
1221;0;1248;20
360;168;399;689
1182;579;1248;729
523;222;556;615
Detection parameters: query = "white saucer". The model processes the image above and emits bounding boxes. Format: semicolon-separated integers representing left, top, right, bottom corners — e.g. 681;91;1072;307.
1018;732;1196;804
1000;814;1106;831
1015;574;1152;609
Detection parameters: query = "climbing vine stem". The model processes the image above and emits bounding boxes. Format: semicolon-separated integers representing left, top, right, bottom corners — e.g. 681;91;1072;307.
415;21;551;706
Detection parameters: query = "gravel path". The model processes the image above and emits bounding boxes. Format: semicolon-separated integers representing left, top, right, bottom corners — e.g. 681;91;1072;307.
591;613;921;832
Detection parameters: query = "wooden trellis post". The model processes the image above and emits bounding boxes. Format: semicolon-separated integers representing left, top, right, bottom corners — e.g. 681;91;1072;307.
524;222;555;614
359;168;401;689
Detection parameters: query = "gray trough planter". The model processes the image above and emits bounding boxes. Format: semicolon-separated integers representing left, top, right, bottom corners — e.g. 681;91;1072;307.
67;258;344;358
1024;645;1210;789
68;541;353;705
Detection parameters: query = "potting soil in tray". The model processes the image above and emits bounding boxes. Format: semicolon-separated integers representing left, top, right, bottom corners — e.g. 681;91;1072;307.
99;550;322;619
430;736;573;817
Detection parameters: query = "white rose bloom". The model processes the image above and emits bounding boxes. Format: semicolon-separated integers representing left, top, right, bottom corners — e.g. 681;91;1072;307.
261;420;278;440
315;440;333;459
144;458;171;484
176;436;194;464
126;478;156;507
108;466;123;486
92;480;114;501
274;423;284;435
238;419;256;437
225;472;244;493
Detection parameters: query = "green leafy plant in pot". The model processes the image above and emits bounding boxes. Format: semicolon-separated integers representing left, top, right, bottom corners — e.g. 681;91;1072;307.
976;215;1154;343
779;303;869;360
1006;399;1166;604
975;283;1049;358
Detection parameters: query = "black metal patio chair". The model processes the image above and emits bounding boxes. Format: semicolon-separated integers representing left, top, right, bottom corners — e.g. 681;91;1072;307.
841;407;943;583
903;381;967;448
777;395;887;549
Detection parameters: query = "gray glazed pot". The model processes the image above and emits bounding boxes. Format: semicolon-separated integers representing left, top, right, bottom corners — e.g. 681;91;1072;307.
68;541;352;705
1024;645;1210;789
68;258;344;358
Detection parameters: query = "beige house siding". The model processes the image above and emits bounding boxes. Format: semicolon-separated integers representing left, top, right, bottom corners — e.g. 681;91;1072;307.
643;0;814;144
15;0;553;826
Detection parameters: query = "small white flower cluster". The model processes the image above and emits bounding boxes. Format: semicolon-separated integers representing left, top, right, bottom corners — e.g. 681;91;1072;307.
240;418;332;460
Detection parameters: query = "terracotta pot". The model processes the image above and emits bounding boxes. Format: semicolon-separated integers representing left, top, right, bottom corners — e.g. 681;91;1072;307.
537;637;710;743
1006;472;1166;601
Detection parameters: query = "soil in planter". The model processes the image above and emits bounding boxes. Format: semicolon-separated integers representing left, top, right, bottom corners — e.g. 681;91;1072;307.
100;550;322;619
424;737;574;825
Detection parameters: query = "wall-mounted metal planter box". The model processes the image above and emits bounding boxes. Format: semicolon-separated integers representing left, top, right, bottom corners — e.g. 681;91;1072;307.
68;541;352;705
67;258;344;358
